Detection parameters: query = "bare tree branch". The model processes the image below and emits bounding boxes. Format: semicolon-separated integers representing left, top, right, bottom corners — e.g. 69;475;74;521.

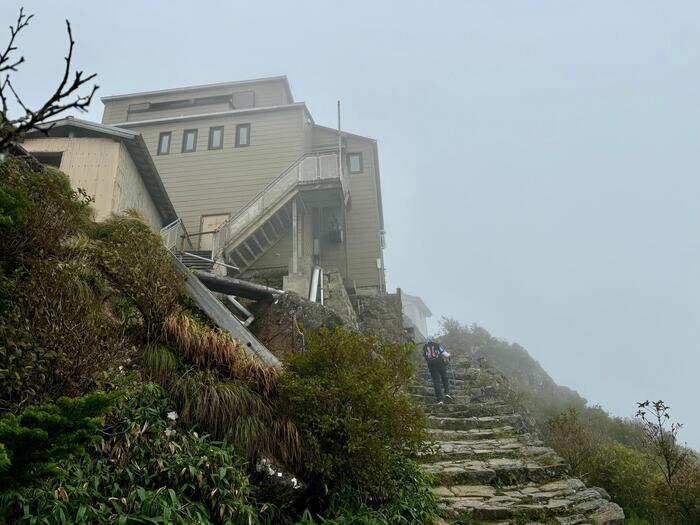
0;9;98;152
0;8;33;74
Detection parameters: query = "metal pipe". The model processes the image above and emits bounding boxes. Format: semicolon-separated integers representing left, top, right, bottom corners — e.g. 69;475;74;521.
225;295;255;326
337;100;342;179
292;198;298;274
181;251;239;273
194;270;282;301
309;266;320;302
320;267;324;306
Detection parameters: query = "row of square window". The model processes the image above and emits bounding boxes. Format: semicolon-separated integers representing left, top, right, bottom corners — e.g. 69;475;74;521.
157;124;250;155
155;124;364;174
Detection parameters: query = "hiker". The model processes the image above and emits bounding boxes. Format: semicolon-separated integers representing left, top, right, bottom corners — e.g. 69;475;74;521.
423;336;452;404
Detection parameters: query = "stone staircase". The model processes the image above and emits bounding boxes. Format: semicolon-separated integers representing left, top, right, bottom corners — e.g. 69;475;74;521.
412;356;624;525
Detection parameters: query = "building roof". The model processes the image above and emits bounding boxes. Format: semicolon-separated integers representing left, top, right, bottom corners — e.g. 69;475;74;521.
23;117;178;224
101;75;294;104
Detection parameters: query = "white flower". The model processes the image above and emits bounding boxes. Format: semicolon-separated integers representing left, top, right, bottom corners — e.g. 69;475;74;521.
167;411;178;421
164;428;176;438
277;472;282;478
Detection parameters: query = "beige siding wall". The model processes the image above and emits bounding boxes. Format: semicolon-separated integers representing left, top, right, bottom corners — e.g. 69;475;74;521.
113;142;163;229
120;106;306;244
313;128;384;291
102;79;291;125
22;137;163;230
251;128;386;291
23;137;119;222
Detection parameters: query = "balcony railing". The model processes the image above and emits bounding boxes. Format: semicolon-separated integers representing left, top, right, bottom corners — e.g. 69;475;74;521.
212;152;347;260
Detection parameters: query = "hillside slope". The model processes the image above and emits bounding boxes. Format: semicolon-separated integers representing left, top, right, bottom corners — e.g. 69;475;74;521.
439;318;587;422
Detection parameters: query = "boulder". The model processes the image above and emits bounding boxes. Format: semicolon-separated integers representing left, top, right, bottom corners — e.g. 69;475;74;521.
590;502;625;525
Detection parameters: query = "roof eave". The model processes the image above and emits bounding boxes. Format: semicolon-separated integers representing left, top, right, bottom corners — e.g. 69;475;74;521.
100;75;294;103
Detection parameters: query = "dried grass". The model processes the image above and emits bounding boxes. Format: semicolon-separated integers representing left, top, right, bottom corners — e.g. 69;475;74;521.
171;370;300;462
162;311;279;398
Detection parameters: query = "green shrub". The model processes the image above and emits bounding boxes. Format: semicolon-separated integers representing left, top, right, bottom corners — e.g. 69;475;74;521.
545;409;594;472
0;160;126;407
0;257;128;407
0;159;92;269
295;458;436;525
278;328;428;511
0;184;29;229
584;442;662;521
0;392;113;491
1;384;270;525
88;212;183;337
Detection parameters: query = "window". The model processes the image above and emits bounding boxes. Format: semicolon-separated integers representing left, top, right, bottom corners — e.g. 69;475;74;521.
235;124;250;147
208;126;224;150
157;131;171;155
347;152;363;174
128;95;234;114
32;152;63;168
128;102;150;113
181;129;198;153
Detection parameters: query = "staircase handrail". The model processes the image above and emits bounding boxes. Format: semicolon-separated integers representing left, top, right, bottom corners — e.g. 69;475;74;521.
212;151;346;260
160;218;194;252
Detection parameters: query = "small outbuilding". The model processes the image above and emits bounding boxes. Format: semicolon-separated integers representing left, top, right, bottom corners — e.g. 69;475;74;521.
22;117;177;230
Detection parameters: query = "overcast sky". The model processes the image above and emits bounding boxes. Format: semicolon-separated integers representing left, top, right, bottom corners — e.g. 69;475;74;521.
3;1;698;448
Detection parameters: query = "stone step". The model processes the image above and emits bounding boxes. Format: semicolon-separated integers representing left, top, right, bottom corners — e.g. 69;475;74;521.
422;439;560;463
427;414;525;432
427;426;519;442
434;478;623;523
424;456;569;487
409;384;508;400
411;392;474;405
425;403;515;418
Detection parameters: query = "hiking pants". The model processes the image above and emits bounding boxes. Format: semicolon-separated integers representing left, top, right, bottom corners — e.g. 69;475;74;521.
427;359;449;401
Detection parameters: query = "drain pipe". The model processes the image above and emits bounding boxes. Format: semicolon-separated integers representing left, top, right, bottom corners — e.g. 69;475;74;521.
319;268;324;306
309;266;321;302
225;295;255;327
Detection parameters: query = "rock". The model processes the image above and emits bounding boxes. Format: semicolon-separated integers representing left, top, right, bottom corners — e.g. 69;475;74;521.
249;292;350;356
353;292;404;342
590;502;625;525
322;269;359;329
591;486;611;501
556;516;587;525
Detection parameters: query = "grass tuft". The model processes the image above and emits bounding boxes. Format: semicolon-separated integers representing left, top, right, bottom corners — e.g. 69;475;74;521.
162;311;279;398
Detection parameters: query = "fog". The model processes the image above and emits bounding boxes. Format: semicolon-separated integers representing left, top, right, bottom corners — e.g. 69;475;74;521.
2;0;698;448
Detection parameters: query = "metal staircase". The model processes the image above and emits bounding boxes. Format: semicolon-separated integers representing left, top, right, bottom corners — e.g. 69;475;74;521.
211;152;348;273
160;219;233;273
178;250;214;272
226;204;293;272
